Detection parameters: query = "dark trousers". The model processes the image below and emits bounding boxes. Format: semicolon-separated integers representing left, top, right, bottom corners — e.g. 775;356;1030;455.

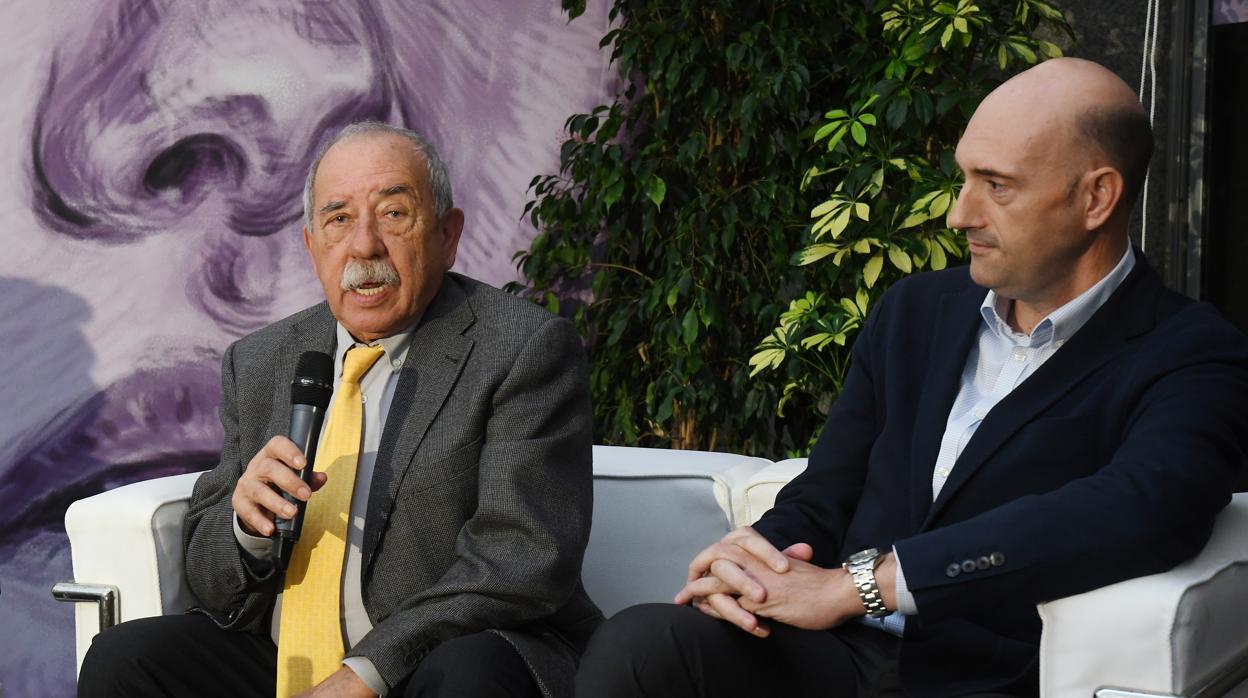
574;603;1025;698
574;603;904;698
78;613;541;698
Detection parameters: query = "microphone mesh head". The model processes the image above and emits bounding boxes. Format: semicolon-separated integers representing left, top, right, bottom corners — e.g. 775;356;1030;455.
291;351;334;408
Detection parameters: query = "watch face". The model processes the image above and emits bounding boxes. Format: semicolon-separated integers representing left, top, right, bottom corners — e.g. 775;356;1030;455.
847;548;880;565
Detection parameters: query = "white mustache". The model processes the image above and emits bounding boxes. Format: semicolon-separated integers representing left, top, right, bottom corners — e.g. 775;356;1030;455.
340;258;399;291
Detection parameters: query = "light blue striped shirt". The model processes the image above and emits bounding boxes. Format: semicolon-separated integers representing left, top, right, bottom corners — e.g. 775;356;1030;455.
865;244;1135;635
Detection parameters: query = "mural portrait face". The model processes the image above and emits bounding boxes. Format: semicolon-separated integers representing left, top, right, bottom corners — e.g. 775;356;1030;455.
0;0;613;693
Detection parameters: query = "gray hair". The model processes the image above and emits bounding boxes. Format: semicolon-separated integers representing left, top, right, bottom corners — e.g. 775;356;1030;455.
302;121;454;229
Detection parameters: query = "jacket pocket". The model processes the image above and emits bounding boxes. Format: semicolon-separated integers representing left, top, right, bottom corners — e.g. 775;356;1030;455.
403;436;484;495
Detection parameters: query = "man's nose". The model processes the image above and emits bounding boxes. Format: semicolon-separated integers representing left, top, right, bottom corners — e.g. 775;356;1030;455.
30;2;408;335
345;213;390;261
31;1;403;243
946;185;977;232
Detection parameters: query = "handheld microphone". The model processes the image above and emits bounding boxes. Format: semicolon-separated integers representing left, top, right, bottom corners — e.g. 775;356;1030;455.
273;350;334;570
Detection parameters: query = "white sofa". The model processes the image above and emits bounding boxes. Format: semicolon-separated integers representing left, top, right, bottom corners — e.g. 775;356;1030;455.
55;446;1248;696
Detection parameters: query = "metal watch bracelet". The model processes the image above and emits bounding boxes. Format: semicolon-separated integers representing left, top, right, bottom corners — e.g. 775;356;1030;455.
843;548;889;618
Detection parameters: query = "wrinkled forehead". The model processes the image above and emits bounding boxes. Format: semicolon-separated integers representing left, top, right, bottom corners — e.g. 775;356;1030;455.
314;134;431;200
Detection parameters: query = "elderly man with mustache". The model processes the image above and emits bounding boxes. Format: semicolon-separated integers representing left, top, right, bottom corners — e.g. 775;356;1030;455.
77;122;602;698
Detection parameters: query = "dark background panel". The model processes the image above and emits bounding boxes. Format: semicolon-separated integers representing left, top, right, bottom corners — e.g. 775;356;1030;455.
1205;21;1248;332
1060;1;1171;272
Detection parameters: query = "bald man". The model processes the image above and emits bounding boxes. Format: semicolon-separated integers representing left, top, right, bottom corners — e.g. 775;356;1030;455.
575;58;1248;697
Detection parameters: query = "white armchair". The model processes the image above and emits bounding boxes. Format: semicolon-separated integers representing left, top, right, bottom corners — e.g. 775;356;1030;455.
55;449;1248;696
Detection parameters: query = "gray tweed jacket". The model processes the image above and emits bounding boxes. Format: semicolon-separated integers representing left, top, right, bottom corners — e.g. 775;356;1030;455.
183;273;602;697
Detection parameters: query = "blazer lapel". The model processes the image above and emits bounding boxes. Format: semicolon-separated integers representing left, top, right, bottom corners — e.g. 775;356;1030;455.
362;277;476;573
266;304;337;441
906;280;985;531
919;256;1162;530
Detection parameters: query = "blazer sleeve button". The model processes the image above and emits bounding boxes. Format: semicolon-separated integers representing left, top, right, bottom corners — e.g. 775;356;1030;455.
946;563;961;578
976;556;991;570
990;552;1006;567
961;559;977;574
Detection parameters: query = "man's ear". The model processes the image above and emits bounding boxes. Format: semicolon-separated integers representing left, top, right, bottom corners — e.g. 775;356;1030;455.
303;225;326;279
1084;166;1124;230
302;226;316;262
440;208;466;270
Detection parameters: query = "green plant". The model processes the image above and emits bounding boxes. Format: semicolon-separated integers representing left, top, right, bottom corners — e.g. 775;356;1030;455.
511;0;1072;457
511;1;859;457
749;0;1073;444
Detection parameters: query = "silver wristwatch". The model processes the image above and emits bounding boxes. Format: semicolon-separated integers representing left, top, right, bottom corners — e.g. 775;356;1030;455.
842;548;889;618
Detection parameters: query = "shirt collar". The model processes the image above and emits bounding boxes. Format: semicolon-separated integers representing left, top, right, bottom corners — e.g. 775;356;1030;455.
333;317;420;376
980;244;1135;348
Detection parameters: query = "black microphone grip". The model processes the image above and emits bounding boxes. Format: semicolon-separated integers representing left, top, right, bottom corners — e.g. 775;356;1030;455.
273;403;326;570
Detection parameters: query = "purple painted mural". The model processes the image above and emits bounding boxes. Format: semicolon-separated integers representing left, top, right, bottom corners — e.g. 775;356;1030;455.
1216;0;1248;24
0;1;614;693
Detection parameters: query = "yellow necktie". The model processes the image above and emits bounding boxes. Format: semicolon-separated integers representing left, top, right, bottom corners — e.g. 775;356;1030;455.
276;344;385;696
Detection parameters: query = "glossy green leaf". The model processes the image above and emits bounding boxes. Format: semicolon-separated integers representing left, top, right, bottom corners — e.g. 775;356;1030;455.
655;393;673;424
930;238;948;270
888;244;913;273
647;176;667;208
681;307;699;346
800;332;835;349
825;124;849;152
812;210;839;238
885;97;908;129
828;207;853;239
863;254;884;288
1009;39;1036;63
850;121;867;146
603;178;626;211
811;198;841;218
799;243;838;266
900;212;927;229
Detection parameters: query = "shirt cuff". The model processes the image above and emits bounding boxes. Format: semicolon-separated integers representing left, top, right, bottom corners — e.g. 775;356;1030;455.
343;656;389;696
892;545;918;615
233;514;274;562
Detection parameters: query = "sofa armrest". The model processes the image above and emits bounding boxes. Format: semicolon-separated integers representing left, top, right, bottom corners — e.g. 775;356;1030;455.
585;445;773;616
738;457;808;525
1038;493;1248;697
57;471;203;674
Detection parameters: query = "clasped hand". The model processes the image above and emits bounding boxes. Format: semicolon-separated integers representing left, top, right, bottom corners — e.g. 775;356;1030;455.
674;527;876;637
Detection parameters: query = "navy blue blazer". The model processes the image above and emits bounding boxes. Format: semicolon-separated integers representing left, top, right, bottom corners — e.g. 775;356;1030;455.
752;255;1248;696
